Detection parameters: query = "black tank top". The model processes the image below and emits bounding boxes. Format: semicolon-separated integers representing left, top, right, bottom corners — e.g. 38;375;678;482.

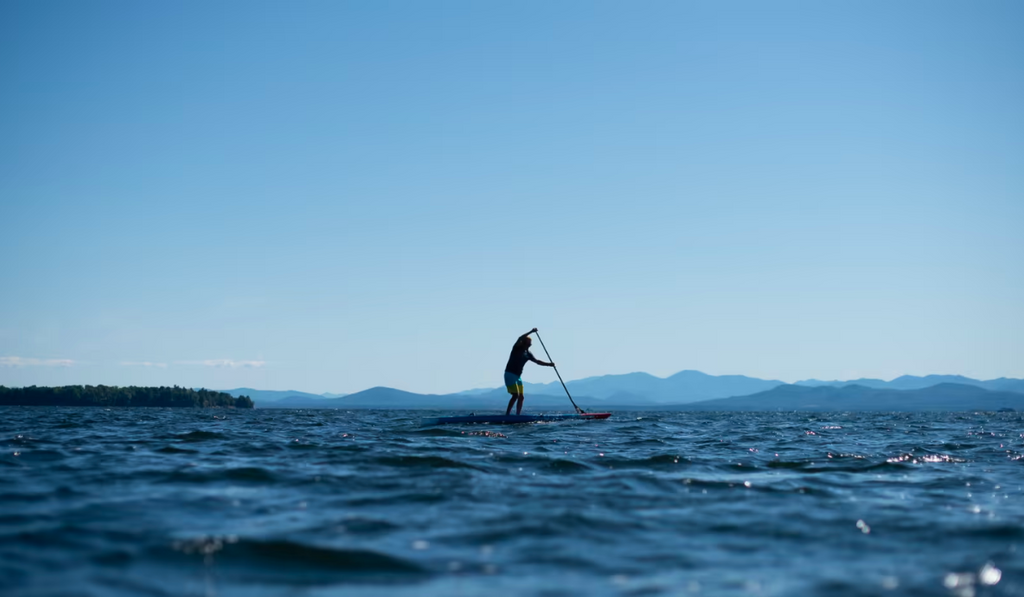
505;346;535;376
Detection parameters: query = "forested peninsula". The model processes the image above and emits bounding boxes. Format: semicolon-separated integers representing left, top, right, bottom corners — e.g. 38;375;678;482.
0;386;254;408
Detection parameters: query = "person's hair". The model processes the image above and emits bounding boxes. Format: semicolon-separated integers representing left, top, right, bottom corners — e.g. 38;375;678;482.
516;336;532;348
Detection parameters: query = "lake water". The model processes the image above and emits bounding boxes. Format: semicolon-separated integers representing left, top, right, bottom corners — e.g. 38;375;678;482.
2;407;1023;596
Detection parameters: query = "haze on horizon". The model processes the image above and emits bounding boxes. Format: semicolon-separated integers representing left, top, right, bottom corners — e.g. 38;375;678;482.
2;1;1022;395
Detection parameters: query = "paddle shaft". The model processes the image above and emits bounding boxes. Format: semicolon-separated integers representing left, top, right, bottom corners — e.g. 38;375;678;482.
532;331;584;413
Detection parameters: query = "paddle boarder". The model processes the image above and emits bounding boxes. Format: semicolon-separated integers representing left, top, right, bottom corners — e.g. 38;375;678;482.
505;328;555;415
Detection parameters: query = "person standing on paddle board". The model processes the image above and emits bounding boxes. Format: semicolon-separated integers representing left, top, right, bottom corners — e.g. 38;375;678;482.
504;328;555;415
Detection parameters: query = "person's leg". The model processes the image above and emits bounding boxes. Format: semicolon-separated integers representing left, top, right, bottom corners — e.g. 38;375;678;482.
513;377;525;414
504;371;518;415
504;372;524;415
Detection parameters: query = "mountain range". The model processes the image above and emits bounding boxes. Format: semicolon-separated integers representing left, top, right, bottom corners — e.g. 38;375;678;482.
220;388;347;405
520;370;783;403
678;383;1024;412
795;374;1024;393
223;371;1024;411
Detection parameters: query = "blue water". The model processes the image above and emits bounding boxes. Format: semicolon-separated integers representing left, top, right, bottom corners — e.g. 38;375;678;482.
2;407;1023;596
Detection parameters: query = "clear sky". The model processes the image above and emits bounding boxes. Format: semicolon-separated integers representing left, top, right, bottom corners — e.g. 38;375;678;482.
2;1;1022;394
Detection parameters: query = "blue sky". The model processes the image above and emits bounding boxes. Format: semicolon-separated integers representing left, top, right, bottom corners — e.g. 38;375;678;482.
2;1;1022;394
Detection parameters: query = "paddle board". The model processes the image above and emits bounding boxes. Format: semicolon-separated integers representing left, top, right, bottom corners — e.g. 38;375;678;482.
421;412;611;426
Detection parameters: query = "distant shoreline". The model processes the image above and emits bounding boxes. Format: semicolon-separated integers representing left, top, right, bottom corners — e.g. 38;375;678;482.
4;377;1022;412
0;385;254;409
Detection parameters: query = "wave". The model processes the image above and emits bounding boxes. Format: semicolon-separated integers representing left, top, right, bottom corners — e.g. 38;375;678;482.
7;449;66;463
161;537;428;584
542;458;593;473
373;454;488;471
170;430;227;442
596;454;688;469
159;466;283;484
154;445;198;454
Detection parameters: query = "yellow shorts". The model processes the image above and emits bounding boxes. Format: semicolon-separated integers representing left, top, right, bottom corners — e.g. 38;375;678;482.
504;371;523;395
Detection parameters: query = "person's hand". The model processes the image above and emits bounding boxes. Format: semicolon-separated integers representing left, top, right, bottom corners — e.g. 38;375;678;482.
549;362;556;367
531;327;538;333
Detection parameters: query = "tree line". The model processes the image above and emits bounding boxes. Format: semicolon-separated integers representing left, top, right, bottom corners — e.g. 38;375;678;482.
0;385;254;408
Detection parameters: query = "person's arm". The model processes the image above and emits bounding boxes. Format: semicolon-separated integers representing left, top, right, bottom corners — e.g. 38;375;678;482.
527;351;555;367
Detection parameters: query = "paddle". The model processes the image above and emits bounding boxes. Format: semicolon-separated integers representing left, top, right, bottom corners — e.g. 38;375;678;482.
532;331;585;414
